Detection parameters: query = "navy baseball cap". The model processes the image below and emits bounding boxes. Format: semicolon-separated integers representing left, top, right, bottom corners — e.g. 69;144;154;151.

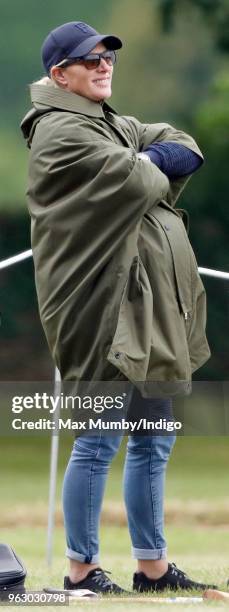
41;21;123;73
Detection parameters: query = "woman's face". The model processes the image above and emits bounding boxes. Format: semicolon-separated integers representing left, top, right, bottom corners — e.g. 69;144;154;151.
54;42;114;102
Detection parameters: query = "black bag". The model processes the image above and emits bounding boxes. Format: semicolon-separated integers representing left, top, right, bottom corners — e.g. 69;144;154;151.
0;544;26;600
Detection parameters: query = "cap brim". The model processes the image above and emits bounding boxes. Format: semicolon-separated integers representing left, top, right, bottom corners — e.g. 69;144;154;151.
68;34;122;59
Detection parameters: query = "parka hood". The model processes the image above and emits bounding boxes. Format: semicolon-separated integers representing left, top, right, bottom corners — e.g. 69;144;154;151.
21;78;55;146
20;107;48;146
20;77;117;147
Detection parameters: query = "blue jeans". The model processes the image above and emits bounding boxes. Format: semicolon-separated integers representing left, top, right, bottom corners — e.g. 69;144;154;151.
62;395;176;563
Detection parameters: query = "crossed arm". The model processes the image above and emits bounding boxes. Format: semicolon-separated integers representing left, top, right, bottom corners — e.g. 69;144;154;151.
140;141;203;179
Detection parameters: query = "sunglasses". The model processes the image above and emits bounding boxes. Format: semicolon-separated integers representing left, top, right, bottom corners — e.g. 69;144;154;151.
58;50;117;71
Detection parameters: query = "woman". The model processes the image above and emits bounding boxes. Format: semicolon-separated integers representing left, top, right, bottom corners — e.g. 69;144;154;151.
21;21;215;594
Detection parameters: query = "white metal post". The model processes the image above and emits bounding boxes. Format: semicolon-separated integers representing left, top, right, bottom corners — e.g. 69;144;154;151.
46;367;61;567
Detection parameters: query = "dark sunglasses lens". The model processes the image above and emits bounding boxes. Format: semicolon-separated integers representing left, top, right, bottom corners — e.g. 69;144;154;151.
83;58;100;70
103;51;116;65
84;51;116;70
63;51;116;70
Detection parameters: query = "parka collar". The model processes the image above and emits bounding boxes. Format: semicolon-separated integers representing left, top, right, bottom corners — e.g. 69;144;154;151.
29;82;117;118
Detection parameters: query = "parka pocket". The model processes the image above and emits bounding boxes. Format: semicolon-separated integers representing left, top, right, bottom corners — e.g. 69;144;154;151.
183;310;193;341
107;256;153;382
150;207;194;316
112;256;143;348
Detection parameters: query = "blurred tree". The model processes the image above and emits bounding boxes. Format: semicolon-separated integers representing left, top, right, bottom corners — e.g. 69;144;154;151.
180;70;229;379
109;0;217;124
159;0;229;52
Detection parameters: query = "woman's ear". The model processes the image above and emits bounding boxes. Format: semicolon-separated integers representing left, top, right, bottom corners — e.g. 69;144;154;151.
50;66;68;88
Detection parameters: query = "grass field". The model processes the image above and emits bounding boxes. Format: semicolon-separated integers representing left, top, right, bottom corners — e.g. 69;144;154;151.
1;524;229;611
1;435;229;610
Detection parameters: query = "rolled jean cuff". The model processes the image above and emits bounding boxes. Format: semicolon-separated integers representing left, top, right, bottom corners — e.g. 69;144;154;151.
66;548;100;564
132;546;167;560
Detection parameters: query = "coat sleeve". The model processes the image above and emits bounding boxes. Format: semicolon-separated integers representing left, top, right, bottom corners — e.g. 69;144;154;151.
28;112;169;313
122;117;204;207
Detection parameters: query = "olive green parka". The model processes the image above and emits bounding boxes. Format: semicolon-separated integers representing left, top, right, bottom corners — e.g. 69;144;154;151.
21;80;210;395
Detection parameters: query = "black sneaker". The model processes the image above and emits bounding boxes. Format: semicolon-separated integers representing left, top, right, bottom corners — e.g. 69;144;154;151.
133;563;217;593
64;568;126;594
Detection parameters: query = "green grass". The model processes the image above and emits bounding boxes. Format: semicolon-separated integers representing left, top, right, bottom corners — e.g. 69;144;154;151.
104;436;229;502
1;436;229;506
1;525;229;611
1;436;229;610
